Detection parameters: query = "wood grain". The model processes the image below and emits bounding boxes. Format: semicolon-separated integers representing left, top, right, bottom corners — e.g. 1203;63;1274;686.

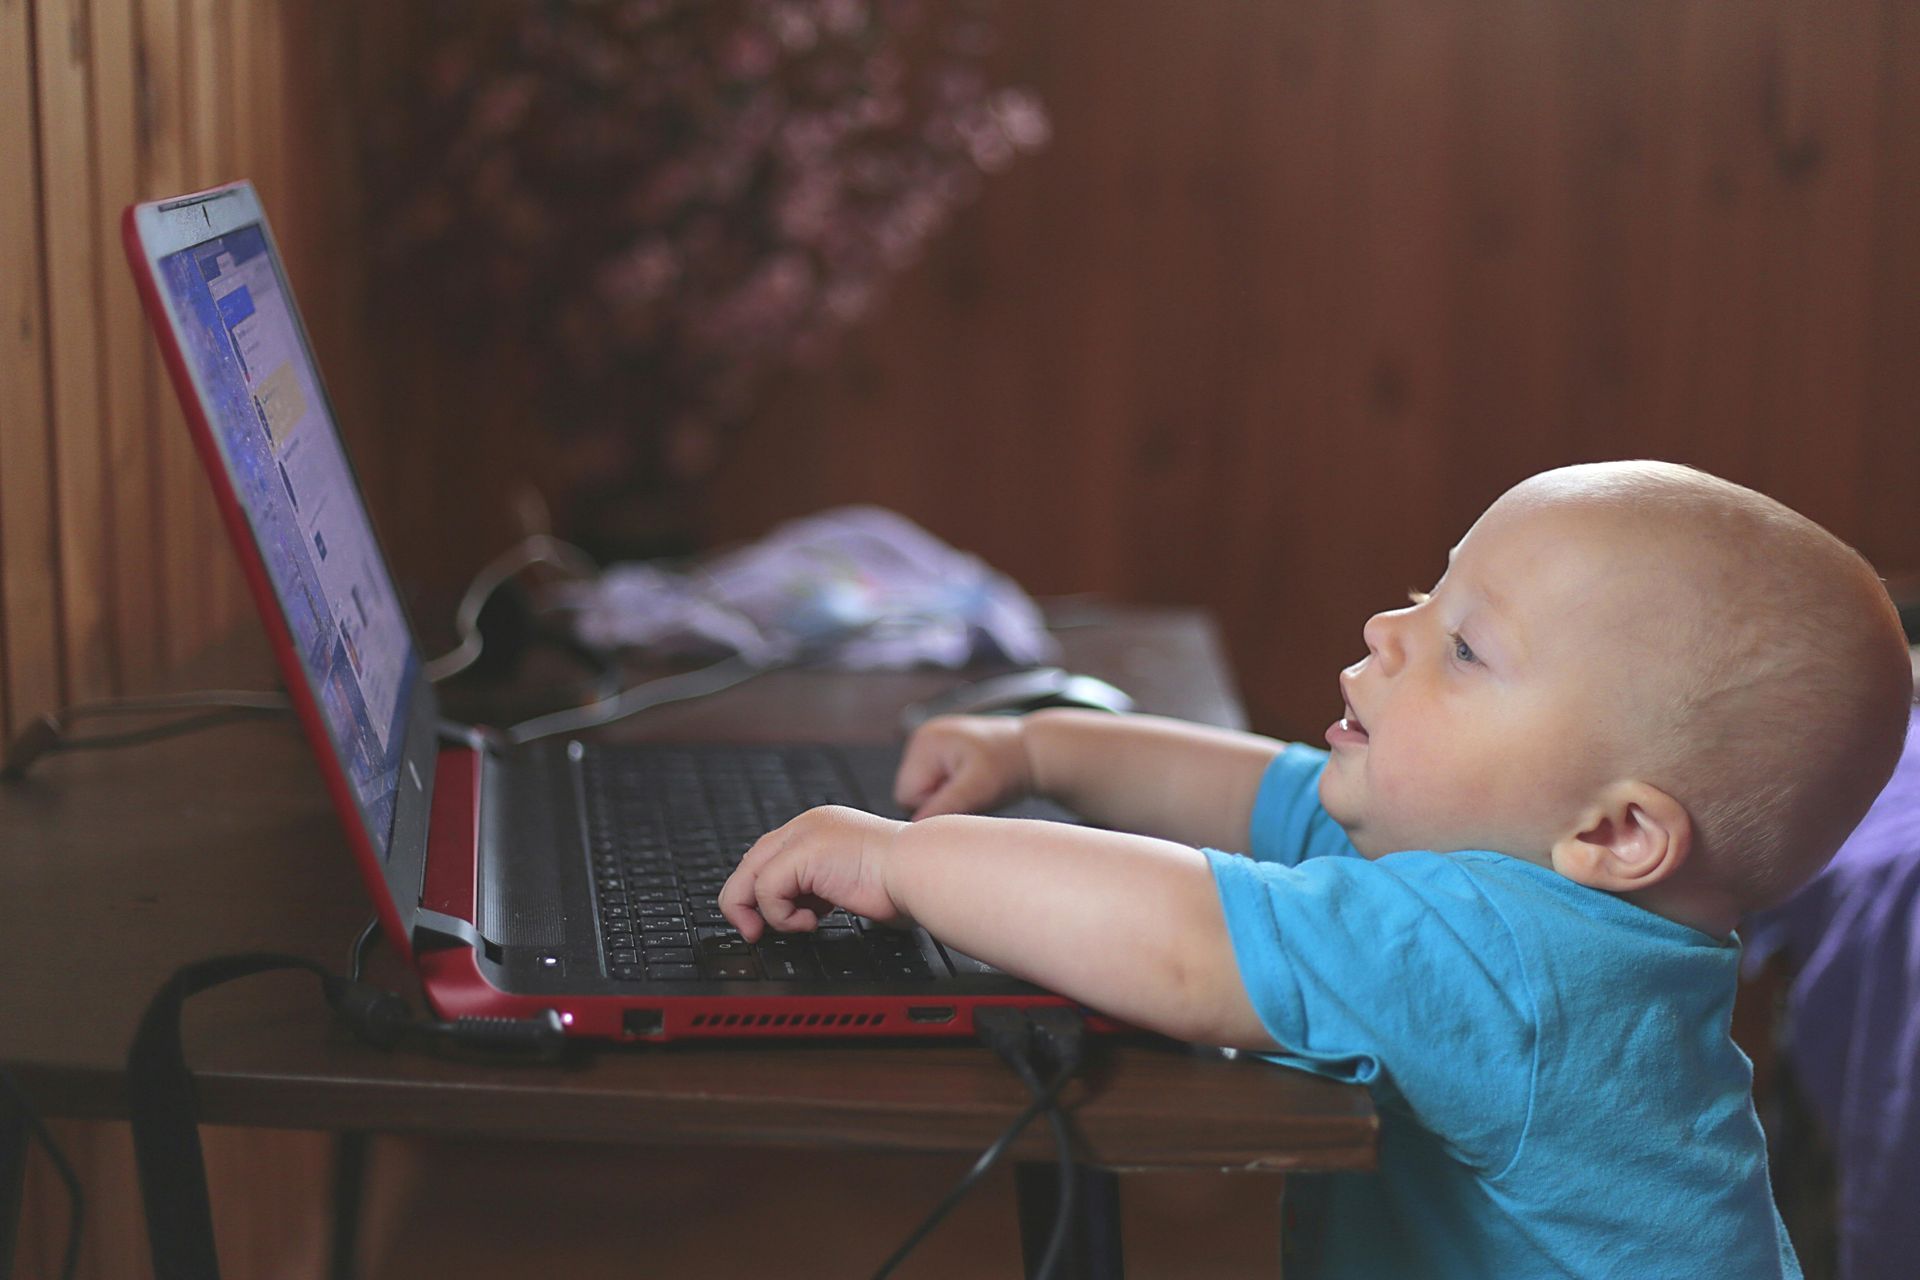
36;0;117;704
0;0;64;730
4;5;378;1266
688;0;1920;738
91;0;158;694
13;0;1918;745
136;0;203;675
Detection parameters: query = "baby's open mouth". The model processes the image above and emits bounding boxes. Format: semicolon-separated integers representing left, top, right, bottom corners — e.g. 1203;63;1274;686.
1328;676;1370;748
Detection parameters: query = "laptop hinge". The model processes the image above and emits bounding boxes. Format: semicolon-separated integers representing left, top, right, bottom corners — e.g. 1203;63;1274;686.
413;907;500;961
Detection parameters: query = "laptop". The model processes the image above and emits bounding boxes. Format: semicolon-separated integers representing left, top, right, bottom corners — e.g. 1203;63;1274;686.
123;181;1089;1042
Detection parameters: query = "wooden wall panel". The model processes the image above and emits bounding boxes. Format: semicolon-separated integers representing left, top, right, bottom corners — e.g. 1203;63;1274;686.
689;0;1920;738
1;0;63;733
311;1;1920;739
183;0;238;639
0;0;360;738
134;0;203;676
37;0;116;704
6;2;379;1271
91;0;159;694
1862;0;1920;569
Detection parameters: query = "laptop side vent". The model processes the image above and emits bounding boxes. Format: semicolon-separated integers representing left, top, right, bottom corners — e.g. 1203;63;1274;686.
688;1011;886;1030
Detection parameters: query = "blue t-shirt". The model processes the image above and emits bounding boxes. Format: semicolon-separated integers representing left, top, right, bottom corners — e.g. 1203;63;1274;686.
1203;744;1799;1279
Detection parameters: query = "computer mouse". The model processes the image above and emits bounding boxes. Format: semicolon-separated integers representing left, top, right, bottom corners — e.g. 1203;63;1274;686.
899;667;1135;732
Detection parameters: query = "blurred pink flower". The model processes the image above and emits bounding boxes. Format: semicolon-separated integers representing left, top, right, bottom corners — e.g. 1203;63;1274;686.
372;0;1046;551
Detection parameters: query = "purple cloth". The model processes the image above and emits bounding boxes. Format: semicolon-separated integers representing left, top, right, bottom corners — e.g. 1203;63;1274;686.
1745;705;1920;1280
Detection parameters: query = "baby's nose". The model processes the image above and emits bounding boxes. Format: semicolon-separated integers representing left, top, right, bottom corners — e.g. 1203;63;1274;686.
1361;611;1405;673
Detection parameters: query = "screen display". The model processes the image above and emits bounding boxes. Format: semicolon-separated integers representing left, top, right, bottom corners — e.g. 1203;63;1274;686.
160;224;417;857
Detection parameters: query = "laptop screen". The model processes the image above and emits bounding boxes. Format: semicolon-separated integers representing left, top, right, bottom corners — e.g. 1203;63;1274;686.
159;223;418;858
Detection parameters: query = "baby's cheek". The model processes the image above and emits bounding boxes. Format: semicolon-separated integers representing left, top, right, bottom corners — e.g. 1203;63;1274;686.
1366;749;1446;824
1376;746;1499;838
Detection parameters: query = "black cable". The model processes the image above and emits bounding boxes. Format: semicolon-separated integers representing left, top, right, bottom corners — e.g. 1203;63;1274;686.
129;951;569;1279
0;1062;82;1280
51;708;286;752
869;1007;1087;1280
1;692;292;779
1000;1040;1076;1280
348;917;381;984
1020;1007;1089;1280
867;1060;1076;1278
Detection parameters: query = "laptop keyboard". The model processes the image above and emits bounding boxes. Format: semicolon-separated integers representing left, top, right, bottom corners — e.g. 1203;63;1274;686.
578;745;938;985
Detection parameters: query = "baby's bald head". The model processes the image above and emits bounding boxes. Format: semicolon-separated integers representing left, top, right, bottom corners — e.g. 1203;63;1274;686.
1506;462;1912;909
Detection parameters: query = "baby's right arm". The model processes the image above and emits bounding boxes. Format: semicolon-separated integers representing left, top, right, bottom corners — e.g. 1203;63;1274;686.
894;709;1283;851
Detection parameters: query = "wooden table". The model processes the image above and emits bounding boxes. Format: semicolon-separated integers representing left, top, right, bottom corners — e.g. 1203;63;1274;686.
0;605;1375;1277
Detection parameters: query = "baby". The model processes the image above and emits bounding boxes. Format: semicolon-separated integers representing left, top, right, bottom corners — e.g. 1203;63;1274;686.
719;460;1914;1277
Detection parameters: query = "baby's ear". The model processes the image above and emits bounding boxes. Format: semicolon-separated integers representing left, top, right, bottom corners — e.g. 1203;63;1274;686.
1550;781;1693;893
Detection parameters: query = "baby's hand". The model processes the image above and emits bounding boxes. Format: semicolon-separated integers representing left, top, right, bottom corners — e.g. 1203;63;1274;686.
893;715;1034;820
718;806;910;942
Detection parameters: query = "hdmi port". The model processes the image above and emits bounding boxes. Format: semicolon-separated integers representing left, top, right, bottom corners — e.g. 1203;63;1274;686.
907;1005;956;1024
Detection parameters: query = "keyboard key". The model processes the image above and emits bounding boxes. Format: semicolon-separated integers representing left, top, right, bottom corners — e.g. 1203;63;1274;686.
757;942;823;982
646;962;699;981
582;744;879;981
813;938;878;981
882;960;934;981
702;954;763;980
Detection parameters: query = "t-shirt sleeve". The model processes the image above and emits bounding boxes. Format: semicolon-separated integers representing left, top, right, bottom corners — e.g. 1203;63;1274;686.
1203;846;1539;1175
1246;744;1363;866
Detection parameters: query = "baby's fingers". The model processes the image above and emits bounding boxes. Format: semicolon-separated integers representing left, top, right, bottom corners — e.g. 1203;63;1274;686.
910;776;980;821
912;753;1015;819
892;736;956;811
720;826;793;939
717;868;767;941
753;857;819;934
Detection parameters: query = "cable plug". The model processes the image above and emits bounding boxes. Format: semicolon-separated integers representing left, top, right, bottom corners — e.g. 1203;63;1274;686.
320;975;415;1049
973;1005;1042;1083
437;1011;569;1062
1024;1007;1087;1083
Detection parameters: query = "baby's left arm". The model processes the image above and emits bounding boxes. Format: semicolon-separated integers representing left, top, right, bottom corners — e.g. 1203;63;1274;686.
716;806;1277;1049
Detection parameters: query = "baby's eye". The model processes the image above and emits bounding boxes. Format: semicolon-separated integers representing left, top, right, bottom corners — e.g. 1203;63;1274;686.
1450;632;1478;665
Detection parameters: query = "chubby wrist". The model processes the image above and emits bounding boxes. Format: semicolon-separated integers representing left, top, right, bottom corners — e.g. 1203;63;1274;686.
881;813;959;923
1017;707;1096;800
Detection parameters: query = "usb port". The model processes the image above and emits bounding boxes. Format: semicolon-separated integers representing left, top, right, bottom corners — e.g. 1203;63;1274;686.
622;1008;665;1037
906;1005;955;1024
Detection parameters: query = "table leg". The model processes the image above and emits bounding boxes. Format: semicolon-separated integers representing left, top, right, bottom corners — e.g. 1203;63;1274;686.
0;1100;27;1280
1015;1161;1124;1280
328;1130;370;1280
